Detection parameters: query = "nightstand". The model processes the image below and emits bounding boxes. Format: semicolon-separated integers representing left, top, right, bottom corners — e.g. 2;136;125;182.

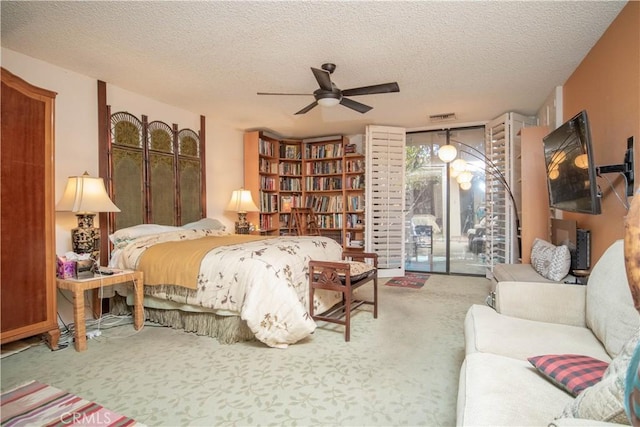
56;270;144;352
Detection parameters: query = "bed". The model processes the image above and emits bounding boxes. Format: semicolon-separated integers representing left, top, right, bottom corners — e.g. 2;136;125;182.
98;105;343;347
108;224;343;348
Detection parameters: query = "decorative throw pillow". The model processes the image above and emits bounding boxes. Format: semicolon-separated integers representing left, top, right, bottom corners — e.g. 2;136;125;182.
530;238;571;281
559;328;640;424
528;354;609;396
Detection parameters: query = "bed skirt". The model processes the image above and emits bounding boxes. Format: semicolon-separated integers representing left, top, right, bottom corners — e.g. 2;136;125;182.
110;295;256;344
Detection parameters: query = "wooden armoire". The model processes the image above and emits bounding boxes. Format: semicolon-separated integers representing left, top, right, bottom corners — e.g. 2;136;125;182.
1;68;60;349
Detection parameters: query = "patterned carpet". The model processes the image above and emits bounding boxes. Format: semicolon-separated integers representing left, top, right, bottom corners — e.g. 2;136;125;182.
0;275;490;426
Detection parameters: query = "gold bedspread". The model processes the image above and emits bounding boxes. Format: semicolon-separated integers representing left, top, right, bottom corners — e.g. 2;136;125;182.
138;234;270;289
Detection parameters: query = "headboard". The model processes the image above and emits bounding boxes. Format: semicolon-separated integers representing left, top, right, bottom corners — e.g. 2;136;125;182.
97;81;206;264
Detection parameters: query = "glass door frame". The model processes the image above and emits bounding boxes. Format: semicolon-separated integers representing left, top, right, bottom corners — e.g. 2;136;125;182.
405;125;487;276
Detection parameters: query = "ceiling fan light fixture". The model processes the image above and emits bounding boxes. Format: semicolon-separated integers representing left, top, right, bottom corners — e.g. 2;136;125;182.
317;95;341;108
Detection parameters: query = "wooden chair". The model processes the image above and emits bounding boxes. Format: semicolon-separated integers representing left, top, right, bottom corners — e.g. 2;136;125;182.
308;251;378;341
289;207;320;236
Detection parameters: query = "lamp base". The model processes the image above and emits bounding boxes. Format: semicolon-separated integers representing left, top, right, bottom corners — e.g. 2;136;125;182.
235;212;251;235
71;213;101;261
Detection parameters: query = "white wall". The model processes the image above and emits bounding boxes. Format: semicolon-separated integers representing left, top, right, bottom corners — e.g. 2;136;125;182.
1;48;245;256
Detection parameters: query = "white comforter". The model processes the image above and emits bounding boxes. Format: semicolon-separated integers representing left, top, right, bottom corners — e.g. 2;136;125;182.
110;230;343;347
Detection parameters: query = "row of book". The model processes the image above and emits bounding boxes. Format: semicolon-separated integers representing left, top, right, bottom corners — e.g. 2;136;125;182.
259;193;279;213
305;143;343;159
305;160;343;175
345;175;364;190
345;159;365;173
280;144;301;159
259;158;279;174
280;195;303;212
259;214;275;230
305;177;342;191
347;195;364;211
260;176;277;191
279;177;302;191
258;138;275;157
279;162;301;175
305;195;344;213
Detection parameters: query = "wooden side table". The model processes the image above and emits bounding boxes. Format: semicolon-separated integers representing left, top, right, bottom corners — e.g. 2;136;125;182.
56;270;144;352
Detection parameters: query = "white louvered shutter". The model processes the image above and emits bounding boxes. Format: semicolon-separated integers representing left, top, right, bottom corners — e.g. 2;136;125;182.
485;113;536;272
365;125;406;277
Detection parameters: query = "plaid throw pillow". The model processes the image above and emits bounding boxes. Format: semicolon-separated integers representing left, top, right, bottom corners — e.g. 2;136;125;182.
528;354;609;396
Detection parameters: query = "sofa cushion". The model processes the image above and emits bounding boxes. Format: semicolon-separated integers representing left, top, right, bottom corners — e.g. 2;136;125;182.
458;352;574;426
493;263;560;284
586;240;640;358
465;304;611;361
531;238;572;281
528;354;608;396
559;328;640;424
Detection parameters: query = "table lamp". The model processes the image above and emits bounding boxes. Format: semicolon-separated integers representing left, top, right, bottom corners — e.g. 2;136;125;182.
56;172;121;261
226;188;259;234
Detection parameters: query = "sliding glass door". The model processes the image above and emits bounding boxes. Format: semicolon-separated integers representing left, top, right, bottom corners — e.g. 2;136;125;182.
405;126;486;275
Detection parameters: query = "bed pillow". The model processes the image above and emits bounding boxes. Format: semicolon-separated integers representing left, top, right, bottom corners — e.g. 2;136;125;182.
530;238;571;281
109;224;181;244
528;354;608;396
182;218;226;231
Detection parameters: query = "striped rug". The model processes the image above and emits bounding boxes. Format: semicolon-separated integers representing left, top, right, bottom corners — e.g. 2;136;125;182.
1;380;141;426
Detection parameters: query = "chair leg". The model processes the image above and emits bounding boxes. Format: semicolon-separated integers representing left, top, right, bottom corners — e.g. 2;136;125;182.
373;276;378;318
344;287;351;342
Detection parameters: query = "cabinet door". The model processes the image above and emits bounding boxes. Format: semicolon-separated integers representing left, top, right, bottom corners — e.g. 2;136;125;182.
1;68;58;346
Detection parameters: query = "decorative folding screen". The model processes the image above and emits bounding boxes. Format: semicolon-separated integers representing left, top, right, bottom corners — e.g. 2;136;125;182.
109;111;204;231
365;125;406;277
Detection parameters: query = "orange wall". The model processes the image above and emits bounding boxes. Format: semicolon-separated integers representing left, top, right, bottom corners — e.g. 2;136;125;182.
562;1;640;264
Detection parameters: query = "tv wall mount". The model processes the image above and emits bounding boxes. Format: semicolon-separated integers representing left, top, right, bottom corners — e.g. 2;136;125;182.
596;136;635;196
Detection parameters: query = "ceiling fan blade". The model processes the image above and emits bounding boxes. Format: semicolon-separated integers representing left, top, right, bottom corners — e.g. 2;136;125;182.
295;101;318;115
311;67;333;91
342;82;400;97
340;98;373;114
257;92;311;96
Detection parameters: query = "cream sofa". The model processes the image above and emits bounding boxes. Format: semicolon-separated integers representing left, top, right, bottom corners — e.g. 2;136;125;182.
457;240;640;426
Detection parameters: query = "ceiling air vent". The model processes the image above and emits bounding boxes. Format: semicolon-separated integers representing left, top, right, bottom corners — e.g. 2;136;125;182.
429;112;457;122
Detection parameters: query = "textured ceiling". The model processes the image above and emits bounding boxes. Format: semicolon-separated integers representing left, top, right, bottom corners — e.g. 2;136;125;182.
1;1;627;138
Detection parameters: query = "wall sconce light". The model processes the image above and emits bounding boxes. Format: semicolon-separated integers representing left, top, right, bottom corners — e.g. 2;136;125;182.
226;188;259;234
56;172;121;261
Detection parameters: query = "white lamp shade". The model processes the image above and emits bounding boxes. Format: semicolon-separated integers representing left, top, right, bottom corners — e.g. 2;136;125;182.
451;158;467;172
456;171;473;184
459;181;472;190
226;189;259;213
56;172;120;213
438;144;458;163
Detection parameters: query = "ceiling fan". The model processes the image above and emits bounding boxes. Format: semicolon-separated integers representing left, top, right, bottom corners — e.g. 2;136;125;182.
257;63;400;115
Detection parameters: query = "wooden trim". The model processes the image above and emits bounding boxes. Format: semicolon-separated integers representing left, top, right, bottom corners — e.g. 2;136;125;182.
97;80;110;266
200;115;207;218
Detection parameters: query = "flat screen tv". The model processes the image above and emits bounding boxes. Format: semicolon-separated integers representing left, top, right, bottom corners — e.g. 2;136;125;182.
543;110;601;214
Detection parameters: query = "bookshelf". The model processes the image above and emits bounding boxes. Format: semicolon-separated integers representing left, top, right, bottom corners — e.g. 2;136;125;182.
244;131;366;250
